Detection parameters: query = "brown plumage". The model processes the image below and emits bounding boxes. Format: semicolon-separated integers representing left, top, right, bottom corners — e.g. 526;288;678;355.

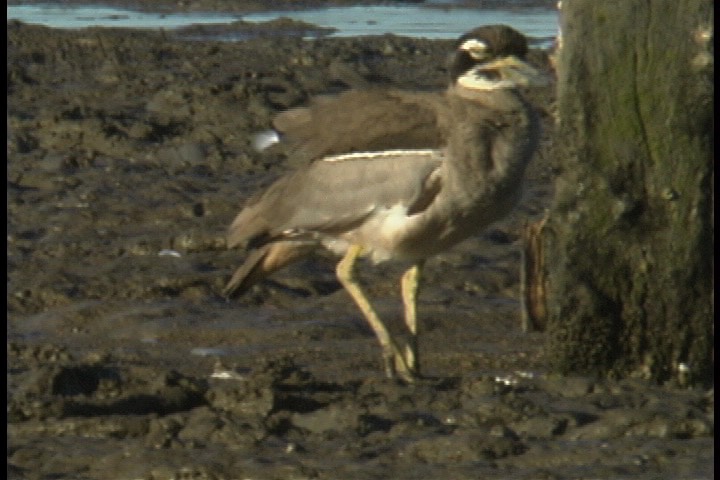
271;89;446;162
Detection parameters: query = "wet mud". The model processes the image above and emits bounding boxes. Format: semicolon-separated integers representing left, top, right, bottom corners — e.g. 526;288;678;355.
7;11;713;480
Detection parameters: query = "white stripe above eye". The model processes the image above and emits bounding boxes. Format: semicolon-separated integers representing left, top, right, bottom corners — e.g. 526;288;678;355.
321;149;439;162
459;38;487;52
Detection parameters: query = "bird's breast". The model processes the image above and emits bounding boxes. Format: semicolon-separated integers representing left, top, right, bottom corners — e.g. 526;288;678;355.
328;200;475;264
331;202;420;263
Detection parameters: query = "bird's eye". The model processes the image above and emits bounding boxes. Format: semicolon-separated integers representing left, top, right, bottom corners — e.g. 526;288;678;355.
468;49;488;61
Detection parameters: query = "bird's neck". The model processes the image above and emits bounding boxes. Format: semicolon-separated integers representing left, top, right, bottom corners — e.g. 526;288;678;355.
443;85;536;181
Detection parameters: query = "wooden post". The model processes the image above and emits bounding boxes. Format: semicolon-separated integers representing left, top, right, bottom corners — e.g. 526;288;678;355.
535;0;713;385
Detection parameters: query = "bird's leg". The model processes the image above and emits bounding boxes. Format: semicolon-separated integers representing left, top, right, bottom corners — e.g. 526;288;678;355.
400;262;424;377
336;244;416;382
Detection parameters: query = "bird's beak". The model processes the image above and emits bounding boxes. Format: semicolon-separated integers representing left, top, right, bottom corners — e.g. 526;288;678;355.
483;55;550;86
461;55;551;89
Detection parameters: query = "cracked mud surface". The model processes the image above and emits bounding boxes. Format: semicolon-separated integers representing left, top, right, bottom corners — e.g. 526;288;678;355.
7;10;713;480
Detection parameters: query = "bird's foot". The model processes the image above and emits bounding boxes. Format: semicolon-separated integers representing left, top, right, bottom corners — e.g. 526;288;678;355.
403;342;420;378
383;352;420;384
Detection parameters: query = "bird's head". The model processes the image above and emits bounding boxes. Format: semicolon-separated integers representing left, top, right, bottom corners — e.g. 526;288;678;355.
448;25;549;90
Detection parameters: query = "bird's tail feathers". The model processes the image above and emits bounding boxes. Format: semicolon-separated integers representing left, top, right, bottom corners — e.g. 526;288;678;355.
223;242;316;298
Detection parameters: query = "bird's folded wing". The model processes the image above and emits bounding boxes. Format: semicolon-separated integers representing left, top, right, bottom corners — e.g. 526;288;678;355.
272;89;448;160
227;152;443;249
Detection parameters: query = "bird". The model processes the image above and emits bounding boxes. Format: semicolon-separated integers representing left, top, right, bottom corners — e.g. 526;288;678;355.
223;25;548;383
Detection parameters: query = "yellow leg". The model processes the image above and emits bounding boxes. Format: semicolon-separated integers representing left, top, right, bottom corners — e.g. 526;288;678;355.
336;245;415;382
401;262;423;377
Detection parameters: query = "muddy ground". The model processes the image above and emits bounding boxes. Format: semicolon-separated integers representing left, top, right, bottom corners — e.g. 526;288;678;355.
7;8;713;480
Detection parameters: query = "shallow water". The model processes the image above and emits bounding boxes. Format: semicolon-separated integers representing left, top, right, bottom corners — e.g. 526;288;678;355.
243;5;558;41
8;3;558;42
7;4;240;29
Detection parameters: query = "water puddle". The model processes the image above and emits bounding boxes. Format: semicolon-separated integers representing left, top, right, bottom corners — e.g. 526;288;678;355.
8;3;558;44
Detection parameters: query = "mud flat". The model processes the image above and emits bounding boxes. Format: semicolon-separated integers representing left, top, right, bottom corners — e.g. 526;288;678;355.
7;13;713;480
